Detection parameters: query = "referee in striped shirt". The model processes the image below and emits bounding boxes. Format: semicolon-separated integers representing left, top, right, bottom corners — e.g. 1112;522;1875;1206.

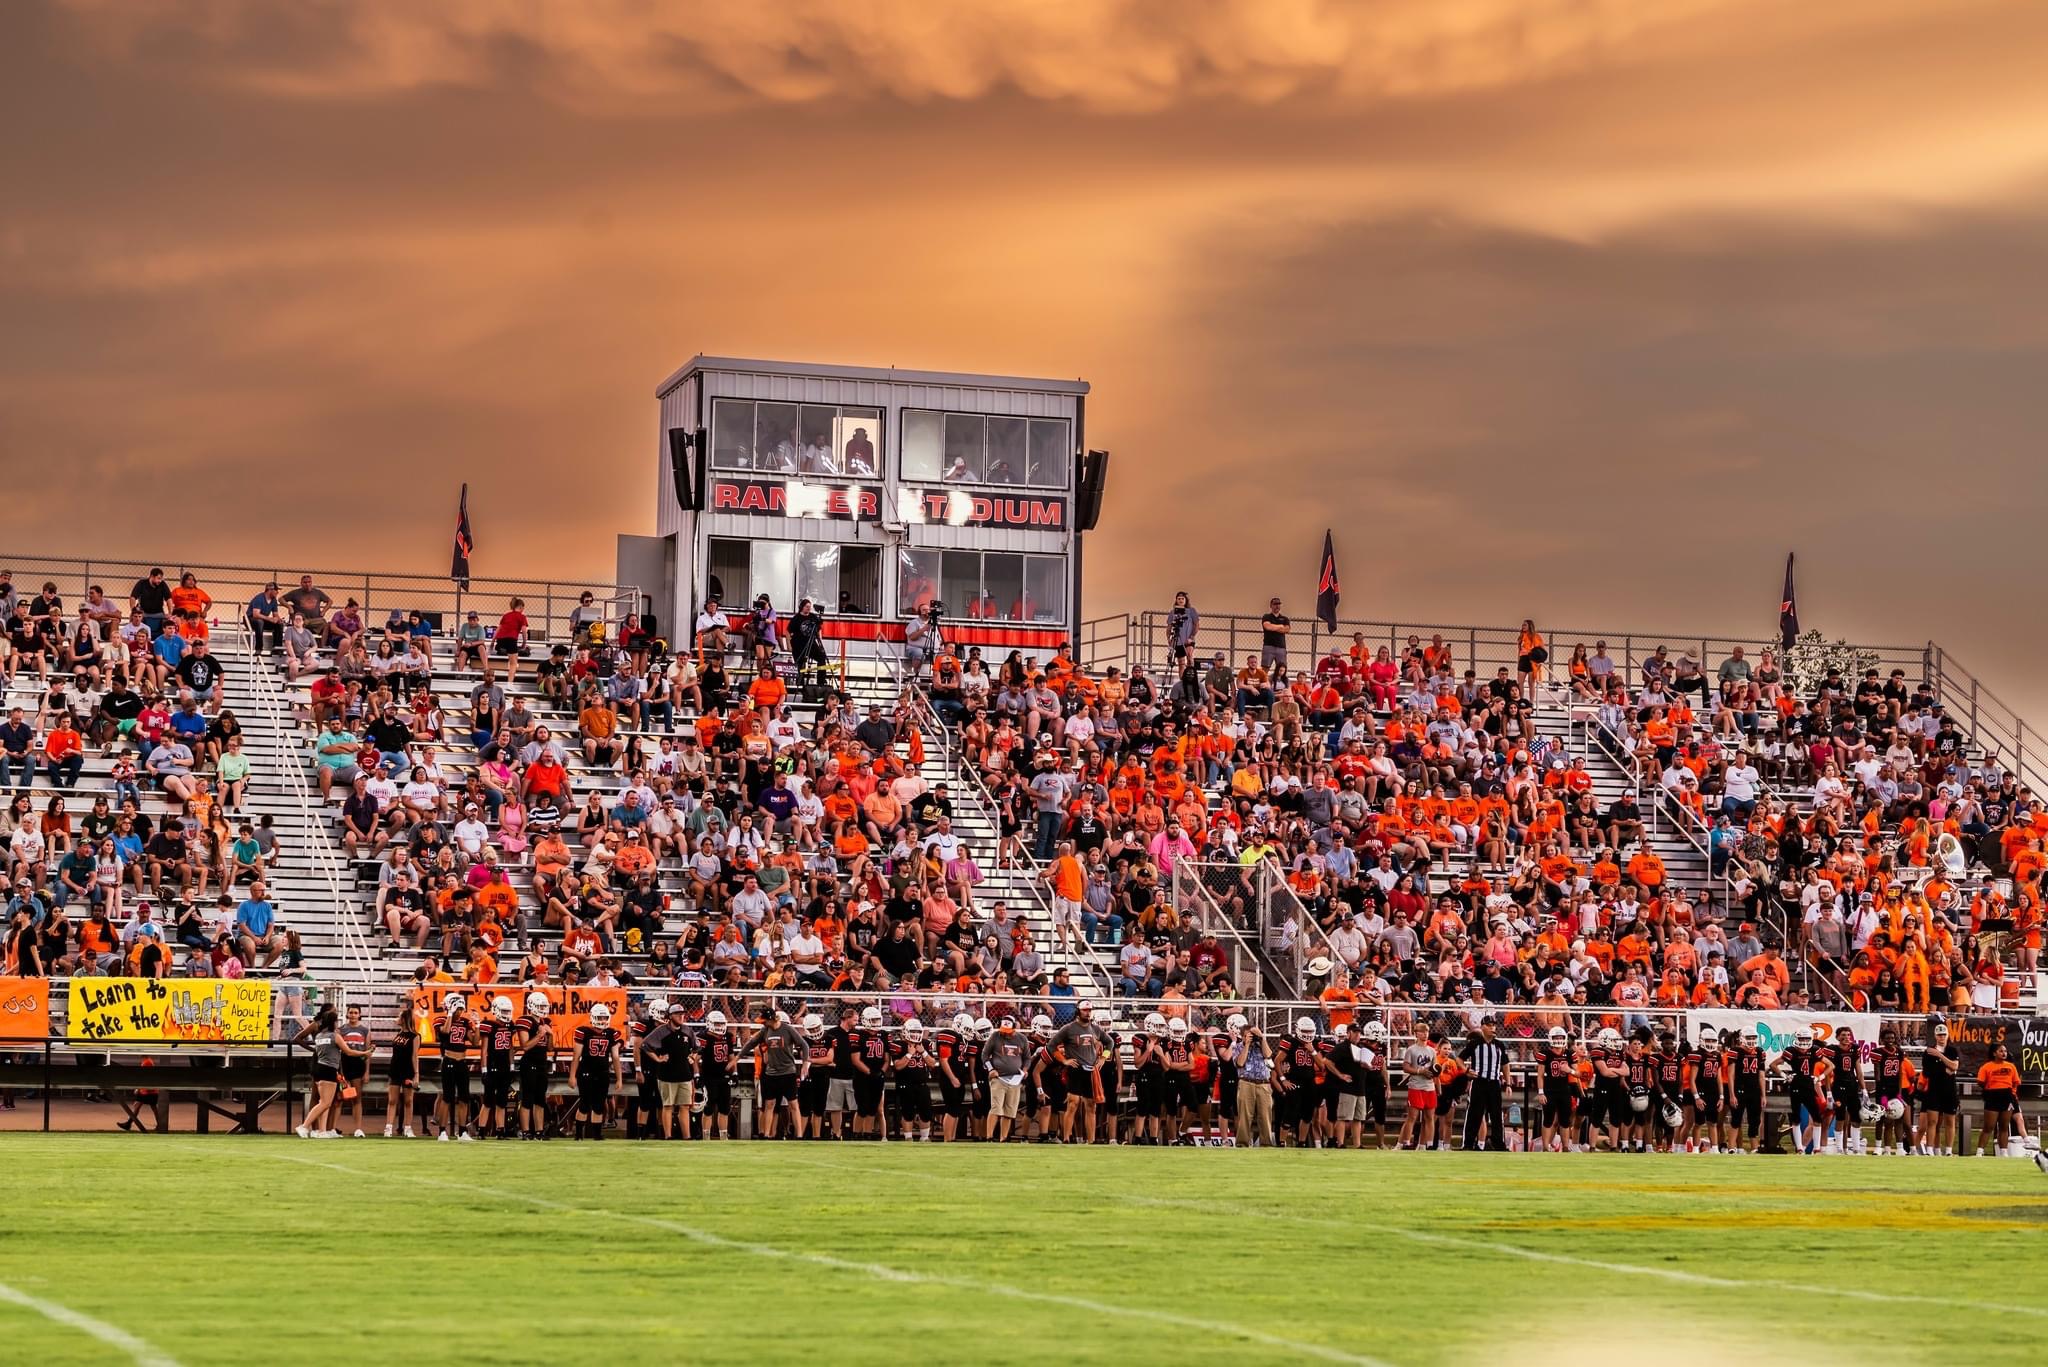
1460;1017;1509;1151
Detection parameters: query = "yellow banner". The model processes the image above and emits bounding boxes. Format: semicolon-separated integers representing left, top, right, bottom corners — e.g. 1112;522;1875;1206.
66;978;274;1044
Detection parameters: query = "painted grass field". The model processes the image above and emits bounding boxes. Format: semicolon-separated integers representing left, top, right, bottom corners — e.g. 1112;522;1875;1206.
2;1136;2044;1366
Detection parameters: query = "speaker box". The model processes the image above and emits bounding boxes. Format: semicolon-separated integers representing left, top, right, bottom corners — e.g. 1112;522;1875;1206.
669;427;709;511
1076;449;1110;531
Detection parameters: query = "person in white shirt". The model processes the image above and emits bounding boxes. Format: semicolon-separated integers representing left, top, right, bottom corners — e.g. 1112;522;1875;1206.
921;824;962;866
452;808;490;859
1326;916;1368;968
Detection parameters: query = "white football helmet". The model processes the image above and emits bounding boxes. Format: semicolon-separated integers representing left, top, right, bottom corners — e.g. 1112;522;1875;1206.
1599;1027;1622;1047
1226;1013;1249;1033
645;997;668;1018
1030;1013;1053;1034
802;1013;824;1036
588;1002;613;1025
1884;1097;1906;1120
1144;1011;1168;1034
1362;1021;1389;1043
1660;1100;1684;1127
1294;1017;1318;1039
904;1019;926;1039
444;994;466;1016
1629;1090;1651;1113
525;991;550;1016
861;1006;884;1027
1860;1099;1884;1125
1794;1026;1814;1047
1548;1026;1569;1046
974;1017;995;1039
953;1013;974;1032
706;1010;729;1033
1167;1018;1189;1038
491;996;513;1022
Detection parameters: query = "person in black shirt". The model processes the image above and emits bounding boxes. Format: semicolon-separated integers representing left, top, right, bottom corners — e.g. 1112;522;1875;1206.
130;570;172;631
642;1003;698;1139
436;996;478;1142
1258;598;1291;670
383;1013;420;1139
175;639;223;706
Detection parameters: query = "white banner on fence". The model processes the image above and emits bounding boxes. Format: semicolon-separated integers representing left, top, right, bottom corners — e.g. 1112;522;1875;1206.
1688;1009;1882;1059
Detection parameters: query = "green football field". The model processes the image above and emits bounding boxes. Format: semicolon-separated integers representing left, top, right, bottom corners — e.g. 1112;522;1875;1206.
3;1137;2044;1366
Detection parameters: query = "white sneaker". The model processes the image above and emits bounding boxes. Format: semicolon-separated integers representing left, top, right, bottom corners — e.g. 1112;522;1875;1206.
295;1124;310;1139
2033;1150;2048;1177
404;1127;417;1139
458;1132;475;1143
437;1131;451;1143
352;1129;366;1139
314;1130;340;1140
383;1125;394;1138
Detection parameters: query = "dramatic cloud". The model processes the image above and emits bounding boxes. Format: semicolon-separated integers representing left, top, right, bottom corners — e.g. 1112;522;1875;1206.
4;0;2048;714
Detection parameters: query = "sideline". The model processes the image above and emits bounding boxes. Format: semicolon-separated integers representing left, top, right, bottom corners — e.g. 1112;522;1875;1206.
0;1279;181;1367
206;1146;1396;1367
775;1153;2048;1322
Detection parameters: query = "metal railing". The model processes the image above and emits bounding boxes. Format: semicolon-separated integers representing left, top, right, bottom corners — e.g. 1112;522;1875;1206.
872;652;1118;1000
226;621;375;980
0;552;633;648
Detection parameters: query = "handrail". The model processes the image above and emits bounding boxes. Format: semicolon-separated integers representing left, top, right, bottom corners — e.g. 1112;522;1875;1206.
874;649;1119;1000
0;550;630;647
228;621;375;982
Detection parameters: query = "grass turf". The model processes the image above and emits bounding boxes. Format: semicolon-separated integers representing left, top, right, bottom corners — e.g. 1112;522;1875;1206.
1;1136;2044;1366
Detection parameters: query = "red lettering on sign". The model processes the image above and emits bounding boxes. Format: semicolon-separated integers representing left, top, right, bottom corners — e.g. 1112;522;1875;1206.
712;483;741;510
1029;500;1063;527
857;491;879;517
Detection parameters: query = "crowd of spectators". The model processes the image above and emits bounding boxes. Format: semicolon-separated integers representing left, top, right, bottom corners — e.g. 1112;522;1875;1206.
2;568;295;986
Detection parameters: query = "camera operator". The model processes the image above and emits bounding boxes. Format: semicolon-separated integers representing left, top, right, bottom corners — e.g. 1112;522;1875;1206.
1230;1015;1277;1147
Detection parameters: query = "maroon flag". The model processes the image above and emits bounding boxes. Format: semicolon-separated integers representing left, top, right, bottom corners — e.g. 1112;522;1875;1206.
451;483;474;590
1315;530;1340;632
1778;551;1798;650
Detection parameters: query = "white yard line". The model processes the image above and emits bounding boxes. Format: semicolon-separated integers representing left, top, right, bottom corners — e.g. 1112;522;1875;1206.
224;1148;1396;1366
0;1280;181;1367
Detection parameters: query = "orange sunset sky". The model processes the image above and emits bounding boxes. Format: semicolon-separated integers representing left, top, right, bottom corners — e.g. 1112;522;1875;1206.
3;1;2047;717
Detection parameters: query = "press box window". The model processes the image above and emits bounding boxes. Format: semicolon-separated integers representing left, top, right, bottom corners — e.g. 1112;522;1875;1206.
900;410;1069;489
708;538;880;617
895;548;1065;622
711;399;882;476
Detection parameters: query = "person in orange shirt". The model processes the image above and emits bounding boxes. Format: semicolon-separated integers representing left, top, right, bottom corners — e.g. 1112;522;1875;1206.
1974;1042;2023;1156
1626;850;1665;891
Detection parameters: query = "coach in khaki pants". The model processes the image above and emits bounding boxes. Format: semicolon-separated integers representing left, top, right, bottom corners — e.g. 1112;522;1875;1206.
986;1018;1029;1143
1233;1025;1276;1147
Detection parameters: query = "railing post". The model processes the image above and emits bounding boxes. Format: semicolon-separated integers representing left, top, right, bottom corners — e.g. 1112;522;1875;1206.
1970;678;1979;740
1467;628;1476;675
44;1038;52;1133
546;586;557;642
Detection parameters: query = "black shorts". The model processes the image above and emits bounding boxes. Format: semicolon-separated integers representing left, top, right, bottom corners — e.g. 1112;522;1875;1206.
440;1060;472;1103
577;1077;610;1112
1038;1074;1068;1112
1543;1087;1576;1127
1923;1080;1958;1115
340;1060;368;1085
855;1074;885;1118
519;1064;550;1108
800;1075;829;1115
760;1073;797;1105
1066;1065;1099;1099
1439;1076;1469;1109
1361;1074;1387;1124
701;1073;732;1111
483;1069;512;1108
1984;1088;2017;1114
493;638;521;656
1731;1088;1763;1135
1134;1071;1166;1117
1695;1088;1722;1122
311;1062;341;1084
938;1079;967;1118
